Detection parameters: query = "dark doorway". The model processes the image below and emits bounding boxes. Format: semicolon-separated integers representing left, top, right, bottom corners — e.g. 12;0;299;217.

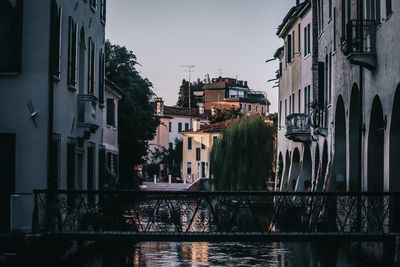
368;96;384;192
390;87;400;191
277;152;283;190
313;145;320;191
282;151;291;191
299;145;312;191
288;148;301;191
318;141;328;191
332;96;346;191
349;85;362;191
0;134;16;233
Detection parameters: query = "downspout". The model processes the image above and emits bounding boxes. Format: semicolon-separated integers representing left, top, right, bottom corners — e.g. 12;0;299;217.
47;3;54;190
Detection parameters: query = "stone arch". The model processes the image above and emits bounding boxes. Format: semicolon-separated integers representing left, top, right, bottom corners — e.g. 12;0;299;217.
281;150;291;191
313;144;320;191
349;84;362;191
297;145;312;191
288;148;301;191
390;86;400;191
332;96;347;191
368;96;384;192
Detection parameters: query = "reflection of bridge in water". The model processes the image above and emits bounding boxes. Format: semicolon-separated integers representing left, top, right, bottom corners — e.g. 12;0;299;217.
33;190;400;243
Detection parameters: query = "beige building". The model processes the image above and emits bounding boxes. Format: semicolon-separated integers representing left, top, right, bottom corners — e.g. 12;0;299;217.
181;120;229;182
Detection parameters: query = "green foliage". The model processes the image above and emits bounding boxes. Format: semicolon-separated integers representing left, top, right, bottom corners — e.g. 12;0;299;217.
210;116;275;191
105;40;159;189
176;79;202;108
210;108;242;123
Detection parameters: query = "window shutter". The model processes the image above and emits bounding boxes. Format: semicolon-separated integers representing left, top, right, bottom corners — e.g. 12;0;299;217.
318;62;325;110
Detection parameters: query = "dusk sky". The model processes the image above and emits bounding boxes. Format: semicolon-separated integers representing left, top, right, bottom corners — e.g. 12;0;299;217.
106;1;295;112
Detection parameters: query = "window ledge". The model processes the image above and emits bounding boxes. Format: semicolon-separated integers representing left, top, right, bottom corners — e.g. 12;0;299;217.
90;5;96;13
68;85;77;92
303;54;311;60
0;72;20;77
99;102;105;109
53;75;61;83
101;19;106;26
328;18;332;24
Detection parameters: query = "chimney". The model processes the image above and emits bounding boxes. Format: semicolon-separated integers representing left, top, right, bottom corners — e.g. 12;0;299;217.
198;103;204;115
192;118;201;132
156;97;164;116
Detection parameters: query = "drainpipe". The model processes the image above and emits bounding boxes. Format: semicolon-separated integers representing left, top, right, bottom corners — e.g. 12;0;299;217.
47;3;54;190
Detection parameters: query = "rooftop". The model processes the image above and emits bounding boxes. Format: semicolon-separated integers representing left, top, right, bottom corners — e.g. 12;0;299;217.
163;106;211;119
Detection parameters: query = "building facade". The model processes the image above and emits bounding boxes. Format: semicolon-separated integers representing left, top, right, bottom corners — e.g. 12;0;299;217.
0;0;107;233
203;77;271;115
181;120;228;181
276;0;400;193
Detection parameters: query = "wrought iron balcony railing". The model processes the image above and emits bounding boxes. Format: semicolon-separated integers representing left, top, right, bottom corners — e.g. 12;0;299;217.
341;20;376;69
285;113;311;142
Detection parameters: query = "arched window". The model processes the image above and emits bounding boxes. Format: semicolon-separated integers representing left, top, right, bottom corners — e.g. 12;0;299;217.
0;0;23;73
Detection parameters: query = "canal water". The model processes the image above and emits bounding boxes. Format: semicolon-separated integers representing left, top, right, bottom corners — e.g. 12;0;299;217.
127;241;383;267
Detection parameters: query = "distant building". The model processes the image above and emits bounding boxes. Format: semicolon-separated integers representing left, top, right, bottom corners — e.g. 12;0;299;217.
181;119;231;182
101;80;122;188
203;77;271;115
0;0;107;233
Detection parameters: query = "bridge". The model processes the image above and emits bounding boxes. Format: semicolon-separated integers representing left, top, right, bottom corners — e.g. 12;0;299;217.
32;190;400;243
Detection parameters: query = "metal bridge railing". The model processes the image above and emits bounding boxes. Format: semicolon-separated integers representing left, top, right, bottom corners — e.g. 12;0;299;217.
32;190;400;237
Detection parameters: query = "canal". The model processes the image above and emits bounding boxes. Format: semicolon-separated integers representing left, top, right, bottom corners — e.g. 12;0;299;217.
72;241;384;267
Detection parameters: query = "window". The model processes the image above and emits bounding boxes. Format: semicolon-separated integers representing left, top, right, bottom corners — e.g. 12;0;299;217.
328;53;332;104
298;24;301;54
318;62;325;111
169;142;173;150
50;1;62;77
88;37;96;95
49;134;61;190
386;0;392;16
289;95;292;114
367;0;381;24
67;141;77;191
292;31;295;60
187;162;192;175
298;89;301;113
248;105;252;111
188;137;192;150
287;34;292;63
292;93;295;114
169;122;172;132
279;100;282;126
100;0;106;23
318;0;324;34
285;99;287;118
99;50;105;104
178;122;182;132
87;143;95;191
185;123;189;131
304;24;311;56
68;17;78;87
90;0;97;9
0;0;23;73
329;0;332;19
98;145;106;190
106;98;115;126
333;8;337;51
213;136;218;143
196;148;201;161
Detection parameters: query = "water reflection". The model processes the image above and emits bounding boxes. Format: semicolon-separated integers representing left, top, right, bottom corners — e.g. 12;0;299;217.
132;242;298;267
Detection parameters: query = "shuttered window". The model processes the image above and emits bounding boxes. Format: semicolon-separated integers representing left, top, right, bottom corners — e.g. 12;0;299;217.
68;17;78;87
49;134;61;190
88;38;96;95
99;50;105;104
188;137;192;150
196;148;201;161
0;0;23;73
106;98;115;126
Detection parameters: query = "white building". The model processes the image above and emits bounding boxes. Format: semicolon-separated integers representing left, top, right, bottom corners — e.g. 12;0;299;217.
0;0;107;233
276;0;400;193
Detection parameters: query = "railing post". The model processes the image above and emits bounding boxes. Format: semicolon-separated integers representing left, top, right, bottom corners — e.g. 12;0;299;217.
32;191;39;233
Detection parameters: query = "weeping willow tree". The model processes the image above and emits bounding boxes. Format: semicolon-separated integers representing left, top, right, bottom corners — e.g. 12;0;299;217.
210;116;275;191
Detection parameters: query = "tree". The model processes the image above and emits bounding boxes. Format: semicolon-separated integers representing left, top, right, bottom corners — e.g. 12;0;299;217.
105;40;159;189
210;108;242;123
176;79;202;108
209;116;276;191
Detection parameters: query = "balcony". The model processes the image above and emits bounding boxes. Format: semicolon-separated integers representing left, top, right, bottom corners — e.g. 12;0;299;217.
285;113;311;142
341;20;376;70
78;94;99;139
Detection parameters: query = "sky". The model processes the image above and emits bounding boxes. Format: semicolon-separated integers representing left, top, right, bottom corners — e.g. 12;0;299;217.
106;0;295;112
